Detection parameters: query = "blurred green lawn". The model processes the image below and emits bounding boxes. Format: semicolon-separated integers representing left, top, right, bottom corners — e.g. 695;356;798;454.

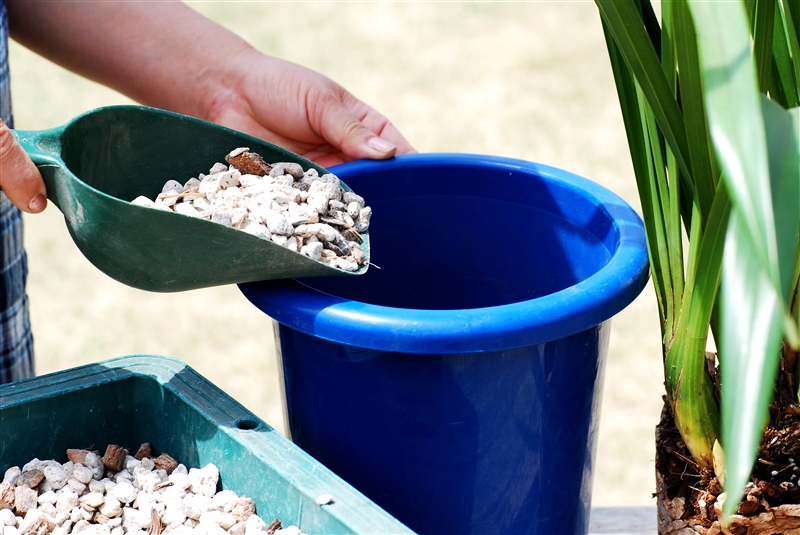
10;1;663;508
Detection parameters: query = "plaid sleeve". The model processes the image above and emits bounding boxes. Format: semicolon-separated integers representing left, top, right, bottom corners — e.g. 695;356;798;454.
0;0;35;384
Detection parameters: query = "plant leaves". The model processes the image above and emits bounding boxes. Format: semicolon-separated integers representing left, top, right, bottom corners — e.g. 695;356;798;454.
688;0;778;292
596;0;695;191
689;0;800;520
720;209;785;520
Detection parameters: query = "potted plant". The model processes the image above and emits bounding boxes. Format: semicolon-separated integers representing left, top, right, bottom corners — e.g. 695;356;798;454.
595;0;800;532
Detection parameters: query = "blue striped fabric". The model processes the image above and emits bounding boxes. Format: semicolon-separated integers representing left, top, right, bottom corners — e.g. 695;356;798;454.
0;0;35;383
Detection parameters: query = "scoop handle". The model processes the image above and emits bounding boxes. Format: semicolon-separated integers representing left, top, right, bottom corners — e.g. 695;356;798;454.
13;127;67;209
12;127;65;168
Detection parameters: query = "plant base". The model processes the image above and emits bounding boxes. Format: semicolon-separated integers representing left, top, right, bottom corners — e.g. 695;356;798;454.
656;399;800;535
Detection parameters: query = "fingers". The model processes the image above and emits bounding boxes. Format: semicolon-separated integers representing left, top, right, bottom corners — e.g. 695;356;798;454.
311;91;415;162
0;120;47;213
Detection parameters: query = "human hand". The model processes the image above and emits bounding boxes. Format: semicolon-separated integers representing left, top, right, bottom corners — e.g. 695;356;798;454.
0;120;47;214
202;51;417;168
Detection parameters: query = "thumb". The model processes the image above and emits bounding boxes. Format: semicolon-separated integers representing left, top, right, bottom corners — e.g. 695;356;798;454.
0;120;47;213
315;96;397;161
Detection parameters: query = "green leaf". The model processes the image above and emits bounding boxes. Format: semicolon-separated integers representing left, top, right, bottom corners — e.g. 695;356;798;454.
601;18;676;335
762;100;800;303
720;209;785;520
674;0;717;221
689;0;778;288
596;0;695;194
769;4;799;108
688;1;800;520
752;0;776;93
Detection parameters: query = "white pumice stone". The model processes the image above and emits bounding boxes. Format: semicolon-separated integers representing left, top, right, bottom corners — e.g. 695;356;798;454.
83;451;105;480
99;497;122;518
174;202;203;218
161;180;184;194
184;177;201;190
300;242;323;261
198;176;222;196
245;514;267;534
110;481;137;505
80;492;105;509
130;196;156;208
131;150;370;271
208;162;228;174
55;492;78;514
71;464;94;485
188;465;218;498
355;206;372;232
0;509;15;526
17;509;44;535
162;503;187;527
3;467;20;486
121;507;149;532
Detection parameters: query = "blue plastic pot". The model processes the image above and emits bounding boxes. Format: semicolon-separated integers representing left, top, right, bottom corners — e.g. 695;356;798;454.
239;154;649;535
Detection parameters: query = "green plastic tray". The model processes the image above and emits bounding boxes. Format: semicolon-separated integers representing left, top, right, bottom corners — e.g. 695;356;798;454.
0;355;413;535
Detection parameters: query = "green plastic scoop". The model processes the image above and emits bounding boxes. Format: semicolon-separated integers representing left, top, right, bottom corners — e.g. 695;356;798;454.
13;105;369;292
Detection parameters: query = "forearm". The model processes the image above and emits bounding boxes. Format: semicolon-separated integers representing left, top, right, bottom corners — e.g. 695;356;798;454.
6;0;253;121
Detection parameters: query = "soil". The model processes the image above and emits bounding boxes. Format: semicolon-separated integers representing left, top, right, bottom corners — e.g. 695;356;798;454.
656;348;800;534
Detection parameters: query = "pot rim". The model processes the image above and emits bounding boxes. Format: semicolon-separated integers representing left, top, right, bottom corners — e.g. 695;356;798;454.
239;153;649;354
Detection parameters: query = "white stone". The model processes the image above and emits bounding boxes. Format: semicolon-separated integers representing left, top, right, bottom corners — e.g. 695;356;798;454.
139;458;155;473
199;175;222;196
110;481;136;505
316;493;334;505
0;510;15;527
36;491;57;505
83;453;105;480
218;170;241;188
181;493;214;520
211;490;238;512
3;467;20;486
130;196;155;208
283;236;298;252
241;221;271;240
355;206;372;232
301;242;323;260
199;511;237;530
71;464;94;485
208;162;228;174
332;258;359;272
121;506;150;532
80;491;105;509
174;202;203;218
135;471;160;494
183;177;201;191
162;502;186;527
55;491;79;514
70;507;83;523
244;514;267;535
306;191;329;215
161;180;184;194
72;519;90;534
38;502;56;517
263;211;294;236
17;509;44;535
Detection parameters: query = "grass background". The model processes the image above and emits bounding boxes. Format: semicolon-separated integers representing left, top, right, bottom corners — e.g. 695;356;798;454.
10;1;664;508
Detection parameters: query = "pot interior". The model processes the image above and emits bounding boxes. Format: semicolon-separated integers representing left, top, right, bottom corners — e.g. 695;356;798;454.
302;157;615;310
